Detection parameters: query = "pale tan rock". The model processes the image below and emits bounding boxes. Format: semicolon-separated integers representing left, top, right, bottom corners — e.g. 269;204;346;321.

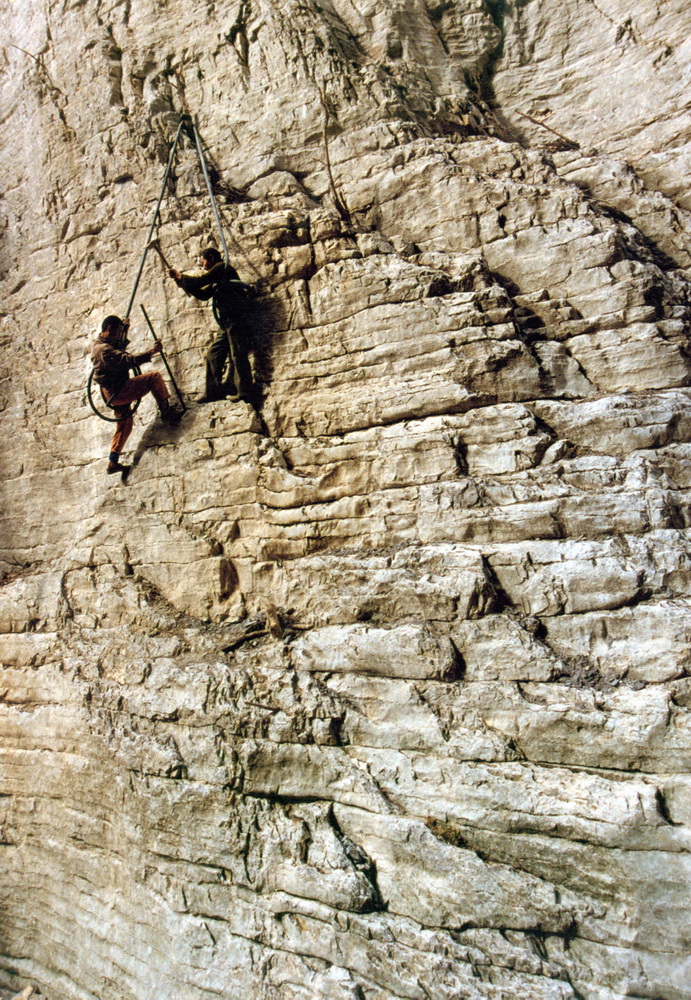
2;1;691;999
332;804;593;933
291;623;459;679
10;988;35;1000
491;0;691;210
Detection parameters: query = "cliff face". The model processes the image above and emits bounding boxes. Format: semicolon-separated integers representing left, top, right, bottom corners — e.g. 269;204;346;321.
2;2;691;999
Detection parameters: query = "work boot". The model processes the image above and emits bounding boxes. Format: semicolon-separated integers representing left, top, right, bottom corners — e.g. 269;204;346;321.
107;459;129;475
159;399;183;424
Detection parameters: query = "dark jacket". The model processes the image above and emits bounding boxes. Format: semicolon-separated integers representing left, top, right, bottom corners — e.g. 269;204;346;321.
179;262;252;328
91;337;152;394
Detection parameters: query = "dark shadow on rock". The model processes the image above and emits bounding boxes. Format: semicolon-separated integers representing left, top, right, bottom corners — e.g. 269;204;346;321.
480;267;549;337
245;294;279;412
130;412;189;470
594;202;683;272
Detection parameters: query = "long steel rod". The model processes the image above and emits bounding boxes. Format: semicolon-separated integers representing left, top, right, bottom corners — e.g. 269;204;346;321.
125;115;189;319
191;119;229;266
140;304;187;412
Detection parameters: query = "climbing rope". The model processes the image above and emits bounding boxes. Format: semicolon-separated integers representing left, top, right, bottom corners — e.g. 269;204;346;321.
86;367;141;423
191;122;230;267
87;114;229;420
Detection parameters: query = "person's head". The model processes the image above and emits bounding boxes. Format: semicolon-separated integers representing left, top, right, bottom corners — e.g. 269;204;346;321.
101;315;128;342
200;247;222;270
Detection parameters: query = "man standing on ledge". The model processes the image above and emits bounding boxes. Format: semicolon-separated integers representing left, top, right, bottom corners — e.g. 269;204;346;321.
168;247;254;403
91;315;181;475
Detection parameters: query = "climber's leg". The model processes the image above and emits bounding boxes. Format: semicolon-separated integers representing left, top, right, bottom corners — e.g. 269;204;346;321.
109;372;171;408
114;372;181;423
104;374;177;473
227;327;253;399
204;329;231;400
108;407;134;461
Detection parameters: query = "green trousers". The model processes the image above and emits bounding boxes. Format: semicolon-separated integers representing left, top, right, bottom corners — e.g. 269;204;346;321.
206;325;252;399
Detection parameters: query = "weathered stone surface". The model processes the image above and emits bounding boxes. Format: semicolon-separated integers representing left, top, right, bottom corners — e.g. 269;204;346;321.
291;623;460;679
2;2;691;999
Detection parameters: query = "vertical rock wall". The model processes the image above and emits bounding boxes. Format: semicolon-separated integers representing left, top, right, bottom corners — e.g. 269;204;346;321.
1;2;691;998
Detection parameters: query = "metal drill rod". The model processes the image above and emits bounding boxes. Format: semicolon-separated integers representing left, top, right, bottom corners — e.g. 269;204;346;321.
124;115;189;319
191;118;229;267
140;303;187;412
147;238;191;297
147;238;173;271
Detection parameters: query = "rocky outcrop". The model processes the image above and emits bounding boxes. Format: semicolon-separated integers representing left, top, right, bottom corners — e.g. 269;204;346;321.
1;2;691;999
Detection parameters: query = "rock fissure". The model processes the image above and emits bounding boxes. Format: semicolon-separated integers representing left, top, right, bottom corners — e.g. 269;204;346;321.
3;2;691;999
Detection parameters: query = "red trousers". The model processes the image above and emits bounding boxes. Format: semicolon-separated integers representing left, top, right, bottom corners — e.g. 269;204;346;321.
105;372;170;455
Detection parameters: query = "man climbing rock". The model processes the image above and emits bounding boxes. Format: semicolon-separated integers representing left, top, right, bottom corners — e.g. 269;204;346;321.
168;247;254;403
91;315;182;475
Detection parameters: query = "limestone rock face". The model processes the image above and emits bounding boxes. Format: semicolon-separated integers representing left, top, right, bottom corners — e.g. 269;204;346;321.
1;2;691;999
